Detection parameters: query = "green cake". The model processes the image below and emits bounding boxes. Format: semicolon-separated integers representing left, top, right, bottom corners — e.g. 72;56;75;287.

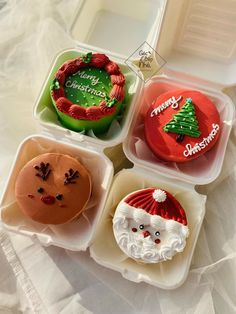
50;52;126;134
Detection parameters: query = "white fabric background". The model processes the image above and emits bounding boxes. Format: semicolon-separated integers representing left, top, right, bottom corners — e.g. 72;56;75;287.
0;0;236;313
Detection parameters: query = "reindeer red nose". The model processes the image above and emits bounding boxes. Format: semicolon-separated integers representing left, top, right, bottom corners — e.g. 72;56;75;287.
41;195;55;205
142;230;150;238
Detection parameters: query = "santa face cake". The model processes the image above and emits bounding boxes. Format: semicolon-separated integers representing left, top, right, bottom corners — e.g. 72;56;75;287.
113;188;189;263
144;89;221;162
15;153;91;225
50;52;126;134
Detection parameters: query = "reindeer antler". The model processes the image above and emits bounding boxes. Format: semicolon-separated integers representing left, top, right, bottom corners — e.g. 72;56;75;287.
34;162;51;181
64;168;79;185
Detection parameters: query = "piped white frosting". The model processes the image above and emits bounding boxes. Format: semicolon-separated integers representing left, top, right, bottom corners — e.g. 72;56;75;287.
152;189;167;202
113;202;189;264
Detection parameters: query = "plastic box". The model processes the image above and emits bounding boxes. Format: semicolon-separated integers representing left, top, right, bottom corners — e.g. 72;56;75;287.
34;45;142;148
70;0;167;58
1;0;236;289
123;75;235;185
0;135;113;251
90;168;206;289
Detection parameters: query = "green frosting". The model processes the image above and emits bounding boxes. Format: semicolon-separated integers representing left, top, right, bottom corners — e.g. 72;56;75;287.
55;103;122;134
82;52;92;64
164;98;201;138
52;78;60;90
64;67;112;108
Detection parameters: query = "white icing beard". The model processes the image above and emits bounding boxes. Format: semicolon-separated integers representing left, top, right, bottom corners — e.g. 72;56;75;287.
113;203;189;264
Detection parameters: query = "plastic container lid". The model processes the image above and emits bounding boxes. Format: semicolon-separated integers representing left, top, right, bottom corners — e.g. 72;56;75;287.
70;0;167;59
157;0;236;87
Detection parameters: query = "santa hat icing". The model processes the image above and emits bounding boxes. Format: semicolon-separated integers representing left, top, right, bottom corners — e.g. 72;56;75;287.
113;188;190;263
116;188;189;236
124;188;187;224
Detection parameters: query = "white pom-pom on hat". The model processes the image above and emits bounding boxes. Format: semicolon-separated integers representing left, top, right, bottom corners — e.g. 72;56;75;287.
152;189;167;203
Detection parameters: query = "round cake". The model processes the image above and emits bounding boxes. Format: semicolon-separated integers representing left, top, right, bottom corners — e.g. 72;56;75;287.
15;153;91;225
144;89;221;162
112;188;189;263
50;52;126;134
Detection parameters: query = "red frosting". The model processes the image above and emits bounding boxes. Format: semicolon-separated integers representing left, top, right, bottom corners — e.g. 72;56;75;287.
124;188;187;225
144;89;221;162
51;87;65;101
51;53;125;122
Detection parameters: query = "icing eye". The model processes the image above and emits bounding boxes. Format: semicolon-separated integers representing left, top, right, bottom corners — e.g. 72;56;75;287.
132;228;137;232
139;224;144;230
56;194;63;200
155;231;160;236
37;187;44;193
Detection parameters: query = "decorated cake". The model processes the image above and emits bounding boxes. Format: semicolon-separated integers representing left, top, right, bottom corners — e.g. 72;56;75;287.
15;153;91;225
113;188;189;263
50;52;126;134
144;89;221;162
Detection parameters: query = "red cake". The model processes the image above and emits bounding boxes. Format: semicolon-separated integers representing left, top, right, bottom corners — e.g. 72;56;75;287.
144;89;221;162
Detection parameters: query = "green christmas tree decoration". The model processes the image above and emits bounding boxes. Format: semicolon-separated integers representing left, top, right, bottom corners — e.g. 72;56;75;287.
82;52;92;64
163;98;201;140
105;95;118;108
52;78;60;90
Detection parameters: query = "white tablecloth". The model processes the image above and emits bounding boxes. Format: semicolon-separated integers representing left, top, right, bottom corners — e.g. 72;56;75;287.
0;1;236;313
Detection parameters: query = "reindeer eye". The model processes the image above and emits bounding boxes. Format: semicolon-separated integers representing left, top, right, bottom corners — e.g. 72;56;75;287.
56;194;63;200
37;187;44;193
139;224;144;230
155;231;160;236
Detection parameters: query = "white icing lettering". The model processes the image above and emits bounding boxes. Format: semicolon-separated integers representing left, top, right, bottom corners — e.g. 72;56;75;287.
183;124;220;157
65;79;106;98
75;70;101;86
150;96;182;117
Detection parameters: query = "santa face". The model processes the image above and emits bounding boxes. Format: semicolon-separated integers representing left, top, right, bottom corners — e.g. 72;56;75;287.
113;205;189;263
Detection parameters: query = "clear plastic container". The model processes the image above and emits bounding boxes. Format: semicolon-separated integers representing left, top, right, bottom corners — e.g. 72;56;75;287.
157;0;236;87
0;135;114;251
70;0;167;58
90;167;206;289
1;0;236;290
123;75;235;185
33;45;142;149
